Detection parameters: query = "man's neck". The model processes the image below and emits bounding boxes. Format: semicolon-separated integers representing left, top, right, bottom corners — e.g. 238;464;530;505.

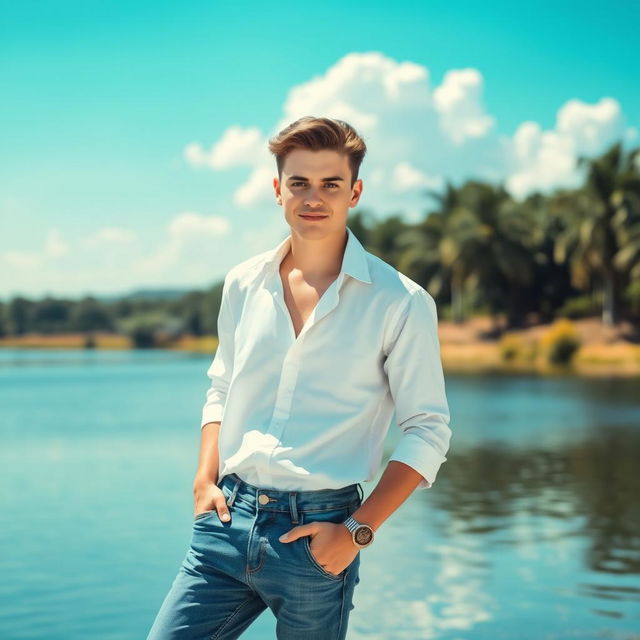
284;228;347;282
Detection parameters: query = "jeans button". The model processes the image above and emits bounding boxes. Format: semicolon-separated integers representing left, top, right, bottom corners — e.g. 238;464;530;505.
258;494;270;505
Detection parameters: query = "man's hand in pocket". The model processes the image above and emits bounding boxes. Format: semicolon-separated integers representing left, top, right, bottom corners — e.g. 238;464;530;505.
193;476;231;523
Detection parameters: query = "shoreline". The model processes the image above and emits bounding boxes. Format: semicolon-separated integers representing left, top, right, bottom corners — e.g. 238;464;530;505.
1;317;639;378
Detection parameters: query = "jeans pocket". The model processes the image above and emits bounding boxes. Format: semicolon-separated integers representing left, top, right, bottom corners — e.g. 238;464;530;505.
300;505;354;581
193;509;216;521
193;482;231;521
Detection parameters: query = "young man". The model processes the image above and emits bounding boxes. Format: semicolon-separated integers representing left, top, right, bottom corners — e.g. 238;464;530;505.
147;117;452;640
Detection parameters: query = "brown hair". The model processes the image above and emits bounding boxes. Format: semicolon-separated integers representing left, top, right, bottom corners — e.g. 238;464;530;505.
268;116;367;188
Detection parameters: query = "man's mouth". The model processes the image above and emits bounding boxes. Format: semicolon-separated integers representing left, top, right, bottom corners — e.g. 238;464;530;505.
300;214;328;219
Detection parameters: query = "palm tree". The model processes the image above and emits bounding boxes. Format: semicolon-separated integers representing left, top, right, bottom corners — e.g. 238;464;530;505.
553;142;640;325
395;181;472;324
399;180;536;328
488;193;544;327
365;213;414;268
612;151;640;307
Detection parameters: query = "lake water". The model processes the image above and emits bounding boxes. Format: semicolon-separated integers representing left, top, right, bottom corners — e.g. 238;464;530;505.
0;348;639;639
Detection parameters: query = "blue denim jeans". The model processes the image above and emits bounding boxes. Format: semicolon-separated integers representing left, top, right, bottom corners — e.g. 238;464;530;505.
146;472;364;639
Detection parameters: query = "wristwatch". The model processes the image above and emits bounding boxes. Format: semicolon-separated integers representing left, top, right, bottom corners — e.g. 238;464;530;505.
342;515;375;548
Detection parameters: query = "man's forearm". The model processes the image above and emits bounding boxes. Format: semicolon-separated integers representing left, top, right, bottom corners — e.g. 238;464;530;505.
195;421;221;483
350;460;424;532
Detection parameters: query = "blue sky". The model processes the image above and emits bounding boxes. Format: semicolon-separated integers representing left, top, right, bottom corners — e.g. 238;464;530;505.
2;0;639;299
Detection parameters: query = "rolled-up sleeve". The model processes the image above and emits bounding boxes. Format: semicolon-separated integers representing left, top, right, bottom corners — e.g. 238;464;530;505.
383;287;452;489
200;273;236;429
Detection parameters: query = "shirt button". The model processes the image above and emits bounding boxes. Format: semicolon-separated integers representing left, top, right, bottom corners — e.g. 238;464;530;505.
258;494;270;505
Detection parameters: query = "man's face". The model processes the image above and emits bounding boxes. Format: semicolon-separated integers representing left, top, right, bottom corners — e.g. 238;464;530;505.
273;148;363;238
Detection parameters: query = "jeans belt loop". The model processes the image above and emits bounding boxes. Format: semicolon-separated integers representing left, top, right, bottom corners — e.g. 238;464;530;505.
356;483;364;504
226;476;242;507
289;492;299;524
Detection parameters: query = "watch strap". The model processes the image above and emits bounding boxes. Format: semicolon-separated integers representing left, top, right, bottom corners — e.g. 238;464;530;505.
343;515;375;547
343;515;362;533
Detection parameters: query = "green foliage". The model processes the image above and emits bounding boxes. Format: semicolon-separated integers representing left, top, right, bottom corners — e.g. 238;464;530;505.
130;325;155;348
71;297;114;332
116;311;184;348
624;279;640;317
1;141;639;340
540;319;582;365
499;333;523;362
30;297;72;333
556;295;598;319
7;297;34;335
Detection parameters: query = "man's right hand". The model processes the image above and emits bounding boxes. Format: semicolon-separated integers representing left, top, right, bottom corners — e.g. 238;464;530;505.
193;476;231;523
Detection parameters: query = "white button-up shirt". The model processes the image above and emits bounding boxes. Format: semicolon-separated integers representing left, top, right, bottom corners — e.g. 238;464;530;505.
201;226;451;491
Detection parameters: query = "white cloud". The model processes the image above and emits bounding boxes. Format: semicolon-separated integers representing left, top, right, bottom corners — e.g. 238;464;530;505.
240;215;289;258
167;211;229;239
188;52;635;213
433;68;495;145
44;229;69;258
203;52;451;213
81;227;137;249
2;250;41;270
183;142;209;168
1;213;236;298
505;96;628;199
135;211;231;279
506;122;581;198
280;52;430;127
2;228;69;270
556;96;622;155
7;52;636;299
391;162;443;193
184;126;267;169
234;165;275;207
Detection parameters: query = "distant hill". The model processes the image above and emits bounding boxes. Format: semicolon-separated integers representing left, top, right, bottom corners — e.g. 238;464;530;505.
93;288;195;303
0;282;225;305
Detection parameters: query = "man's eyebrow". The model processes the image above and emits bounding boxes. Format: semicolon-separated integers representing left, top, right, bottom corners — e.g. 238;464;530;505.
287;175;345;182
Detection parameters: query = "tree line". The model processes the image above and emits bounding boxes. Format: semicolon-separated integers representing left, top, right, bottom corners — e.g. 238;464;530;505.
1;141;638;345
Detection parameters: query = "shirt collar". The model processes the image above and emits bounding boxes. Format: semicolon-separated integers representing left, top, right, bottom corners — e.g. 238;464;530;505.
262;226;372;285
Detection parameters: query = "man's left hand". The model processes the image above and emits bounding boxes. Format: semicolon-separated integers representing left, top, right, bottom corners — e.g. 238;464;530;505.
279;521;359;576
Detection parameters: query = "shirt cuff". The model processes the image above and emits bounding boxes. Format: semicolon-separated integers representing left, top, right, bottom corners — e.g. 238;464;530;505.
388;431;448;490
201;404;224;429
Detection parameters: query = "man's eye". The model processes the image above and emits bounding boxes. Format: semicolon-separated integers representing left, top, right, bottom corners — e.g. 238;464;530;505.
290;182;338;188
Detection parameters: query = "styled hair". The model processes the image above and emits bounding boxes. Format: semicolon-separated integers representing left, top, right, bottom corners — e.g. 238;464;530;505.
268;116;367;188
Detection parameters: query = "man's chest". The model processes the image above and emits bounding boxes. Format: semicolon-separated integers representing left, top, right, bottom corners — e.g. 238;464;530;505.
279;265;336;340
231;267;395;379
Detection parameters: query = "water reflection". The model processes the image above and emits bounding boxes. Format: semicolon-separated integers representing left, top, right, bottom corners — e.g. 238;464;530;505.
1;355;639;639
428;422;640;618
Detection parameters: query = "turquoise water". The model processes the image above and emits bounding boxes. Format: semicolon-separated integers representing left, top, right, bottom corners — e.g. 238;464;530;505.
0;348;639;639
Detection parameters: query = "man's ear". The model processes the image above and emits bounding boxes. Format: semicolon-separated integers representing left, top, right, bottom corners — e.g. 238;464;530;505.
274;176;282;205
350;179;363;207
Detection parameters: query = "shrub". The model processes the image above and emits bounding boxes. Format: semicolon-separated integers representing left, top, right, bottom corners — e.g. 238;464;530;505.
624;280;640;318
539;319;581;365
499;333;523;362
131;325;155;348
116;312;168;349
556;295;598;319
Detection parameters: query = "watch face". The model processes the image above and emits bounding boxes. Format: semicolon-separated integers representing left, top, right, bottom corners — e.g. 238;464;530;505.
354;525;373;546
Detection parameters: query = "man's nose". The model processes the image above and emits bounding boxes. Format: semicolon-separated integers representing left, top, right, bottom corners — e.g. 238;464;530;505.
303;189;324;206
